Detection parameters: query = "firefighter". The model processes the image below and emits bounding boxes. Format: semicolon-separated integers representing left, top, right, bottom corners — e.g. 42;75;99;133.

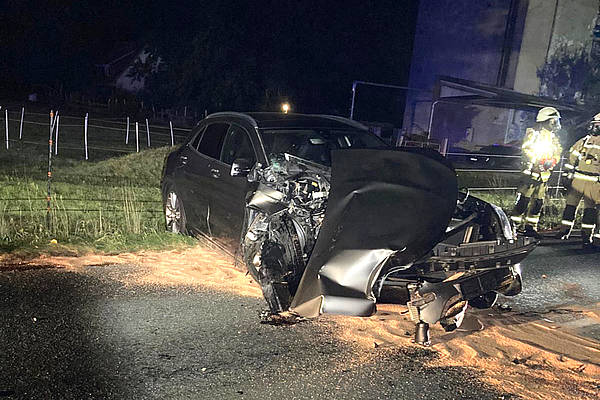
510;107;562;237
557;112;600;247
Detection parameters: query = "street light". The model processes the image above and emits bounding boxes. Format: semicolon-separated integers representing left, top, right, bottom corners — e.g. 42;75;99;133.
281;102;290;114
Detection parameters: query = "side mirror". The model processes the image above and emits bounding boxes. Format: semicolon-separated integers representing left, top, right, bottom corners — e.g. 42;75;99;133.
231;158;253;177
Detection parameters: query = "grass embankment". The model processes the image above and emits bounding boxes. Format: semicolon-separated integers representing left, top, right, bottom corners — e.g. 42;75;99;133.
0;143;195;256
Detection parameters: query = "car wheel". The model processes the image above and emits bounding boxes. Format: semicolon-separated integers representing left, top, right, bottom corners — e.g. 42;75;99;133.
164;189;187;234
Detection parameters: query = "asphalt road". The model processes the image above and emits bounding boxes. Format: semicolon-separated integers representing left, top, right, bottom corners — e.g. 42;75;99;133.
0;264;511;400
507;242;600;312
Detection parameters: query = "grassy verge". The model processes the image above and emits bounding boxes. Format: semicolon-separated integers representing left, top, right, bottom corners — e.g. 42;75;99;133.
0;145;196;256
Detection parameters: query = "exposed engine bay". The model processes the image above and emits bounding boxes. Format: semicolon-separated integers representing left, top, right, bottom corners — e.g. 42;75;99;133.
242;149;536;344
242;153;330;313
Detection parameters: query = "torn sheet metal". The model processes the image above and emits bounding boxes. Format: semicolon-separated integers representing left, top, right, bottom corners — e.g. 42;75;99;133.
290;148;459;317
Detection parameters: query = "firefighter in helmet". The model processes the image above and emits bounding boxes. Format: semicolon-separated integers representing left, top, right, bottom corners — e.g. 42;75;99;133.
510;107;562;237
557;112;600;247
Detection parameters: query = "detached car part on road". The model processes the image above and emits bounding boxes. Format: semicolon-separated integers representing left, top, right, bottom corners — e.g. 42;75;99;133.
161;112;536;344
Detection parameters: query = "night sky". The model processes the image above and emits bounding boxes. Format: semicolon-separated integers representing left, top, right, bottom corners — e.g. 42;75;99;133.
1;0;420;119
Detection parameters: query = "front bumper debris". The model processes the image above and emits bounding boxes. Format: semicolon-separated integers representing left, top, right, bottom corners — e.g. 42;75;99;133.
419;236;536;273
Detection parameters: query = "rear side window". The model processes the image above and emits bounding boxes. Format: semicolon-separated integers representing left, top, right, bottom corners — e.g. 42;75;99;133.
197;123;229;159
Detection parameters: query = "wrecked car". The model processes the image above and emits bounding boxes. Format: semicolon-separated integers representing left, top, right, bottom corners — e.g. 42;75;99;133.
161;112;536;344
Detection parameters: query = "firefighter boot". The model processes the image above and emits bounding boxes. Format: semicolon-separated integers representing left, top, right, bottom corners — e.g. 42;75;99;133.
523;199;543;239
581;208;597;249
594;207;600;246
557;204;577;239
511;195;530;232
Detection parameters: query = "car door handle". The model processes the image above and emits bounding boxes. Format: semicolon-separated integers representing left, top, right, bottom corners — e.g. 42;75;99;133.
210;168;221;178
180;156;188;165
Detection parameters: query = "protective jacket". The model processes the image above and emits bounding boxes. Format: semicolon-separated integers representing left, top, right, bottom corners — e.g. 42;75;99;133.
521;127;562;182
559;134;600;241
564;134;600;179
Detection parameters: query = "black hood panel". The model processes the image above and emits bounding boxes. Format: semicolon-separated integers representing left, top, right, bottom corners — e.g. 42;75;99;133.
290;148;459;317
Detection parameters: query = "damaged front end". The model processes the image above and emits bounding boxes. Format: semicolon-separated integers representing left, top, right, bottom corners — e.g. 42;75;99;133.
242;148;536;343
242;153;331;314
379;192;536;344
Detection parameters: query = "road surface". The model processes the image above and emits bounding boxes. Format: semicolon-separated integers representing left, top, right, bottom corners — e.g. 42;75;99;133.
0;243;598;399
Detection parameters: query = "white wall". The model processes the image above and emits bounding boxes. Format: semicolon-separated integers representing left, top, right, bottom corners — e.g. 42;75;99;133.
514;0;597;95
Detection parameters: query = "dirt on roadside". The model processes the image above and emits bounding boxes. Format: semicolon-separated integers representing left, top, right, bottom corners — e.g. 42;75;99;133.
3;244;599;400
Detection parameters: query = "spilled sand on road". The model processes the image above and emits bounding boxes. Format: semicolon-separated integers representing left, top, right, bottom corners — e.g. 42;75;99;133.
2;244;599;399
0;244;262;299
329;303;600;400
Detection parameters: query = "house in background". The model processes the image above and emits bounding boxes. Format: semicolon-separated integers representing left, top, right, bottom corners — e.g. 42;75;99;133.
95;42;157;94
404;0;598;148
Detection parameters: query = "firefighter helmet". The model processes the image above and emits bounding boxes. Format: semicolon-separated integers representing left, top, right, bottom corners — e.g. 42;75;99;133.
536;107;561;122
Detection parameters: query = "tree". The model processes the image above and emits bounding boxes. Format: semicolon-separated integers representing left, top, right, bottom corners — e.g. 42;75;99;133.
538;41;592;104
138;0;418;115
537;38;600;145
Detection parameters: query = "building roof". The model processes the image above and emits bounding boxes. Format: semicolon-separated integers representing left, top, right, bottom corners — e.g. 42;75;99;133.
434;76;594;126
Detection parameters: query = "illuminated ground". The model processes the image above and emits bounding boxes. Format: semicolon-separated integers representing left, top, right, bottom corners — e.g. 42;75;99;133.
0;244;598;399
0;263;506;399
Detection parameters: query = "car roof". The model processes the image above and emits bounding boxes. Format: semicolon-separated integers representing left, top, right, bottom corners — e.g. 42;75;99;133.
205;111;368;131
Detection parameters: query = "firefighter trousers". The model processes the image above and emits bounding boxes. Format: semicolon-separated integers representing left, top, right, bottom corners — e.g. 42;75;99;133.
510;178;546;230
559;176;600;241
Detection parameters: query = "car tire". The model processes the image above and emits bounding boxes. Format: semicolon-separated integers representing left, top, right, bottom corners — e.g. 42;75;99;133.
164;187;187;234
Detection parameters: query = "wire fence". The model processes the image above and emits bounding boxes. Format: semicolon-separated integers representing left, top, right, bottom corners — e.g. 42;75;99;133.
0;106;192;160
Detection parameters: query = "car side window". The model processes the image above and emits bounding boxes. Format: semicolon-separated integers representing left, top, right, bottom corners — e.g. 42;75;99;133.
197;123;229;159
220;125;256;165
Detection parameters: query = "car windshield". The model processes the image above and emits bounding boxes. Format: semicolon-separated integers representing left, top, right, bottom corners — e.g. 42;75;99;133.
260;129;387;166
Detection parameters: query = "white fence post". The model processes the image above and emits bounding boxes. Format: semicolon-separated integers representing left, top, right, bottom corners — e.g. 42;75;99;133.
145;118;150;147
135;122;139;152
84;113;89;160
5;108;8;149
19;107;24;140
126;116;130;144
54;115;60;155
169;121;174;146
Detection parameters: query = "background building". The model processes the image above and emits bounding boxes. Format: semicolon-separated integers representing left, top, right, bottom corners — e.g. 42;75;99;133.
403;0;598;148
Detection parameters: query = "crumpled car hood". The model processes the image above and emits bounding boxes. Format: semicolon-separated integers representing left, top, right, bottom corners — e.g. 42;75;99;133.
290;148;458;317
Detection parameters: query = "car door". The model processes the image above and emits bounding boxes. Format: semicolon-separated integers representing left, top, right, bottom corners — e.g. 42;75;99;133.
207;123;257;253
182;122;230;234
172;125;205;231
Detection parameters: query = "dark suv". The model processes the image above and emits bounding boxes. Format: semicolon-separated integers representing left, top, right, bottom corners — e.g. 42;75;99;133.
161;112;535;343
